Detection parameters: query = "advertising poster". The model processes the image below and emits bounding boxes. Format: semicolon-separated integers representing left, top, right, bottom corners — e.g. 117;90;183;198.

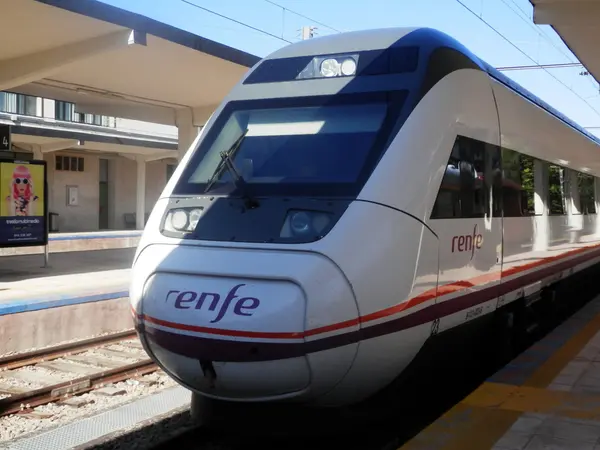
0;160;47;248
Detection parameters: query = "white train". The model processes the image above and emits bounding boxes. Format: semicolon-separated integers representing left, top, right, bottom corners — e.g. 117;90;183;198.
130;27;600;418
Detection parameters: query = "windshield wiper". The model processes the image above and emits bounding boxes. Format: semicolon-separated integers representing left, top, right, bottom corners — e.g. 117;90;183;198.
204;129;247;194
204;129;259;209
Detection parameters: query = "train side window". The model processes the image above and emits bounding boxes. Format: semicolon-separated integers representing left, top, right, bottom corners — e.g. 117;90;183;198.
466;137;487;218
431;135;490;219
502;149;535;217
578;172;596;214
485;142;502;218
548;164;566;215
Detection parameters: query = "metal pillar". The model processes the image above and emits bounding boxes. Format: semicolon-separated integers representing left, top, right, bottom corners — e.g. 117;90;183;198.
136;156;146;230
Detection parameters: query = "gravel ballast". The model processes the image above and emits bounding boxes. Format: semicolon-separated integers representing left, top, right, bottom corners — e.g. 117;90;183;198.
0;372;178;442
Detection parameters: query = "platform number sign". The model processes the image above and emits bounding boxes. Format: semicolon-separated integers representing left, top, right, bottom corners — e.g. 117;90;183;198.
0;125;10;151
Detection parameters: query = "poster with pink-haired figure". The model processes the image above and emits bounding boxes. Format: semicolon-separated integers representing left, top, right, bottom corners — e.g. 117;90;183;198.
0;160;47;247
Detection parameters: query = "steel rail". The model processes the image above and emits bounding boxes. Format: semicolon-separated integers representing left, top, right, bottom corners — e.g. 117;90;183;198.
0;359;158;416
0;330;137;371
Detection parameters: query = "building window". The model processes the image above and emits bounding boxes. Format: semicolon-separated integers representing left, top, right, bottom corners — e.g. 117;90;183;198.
73;111;104;126
56;155;85;172
0;92;37;116
55;100;109;126
16;94;37;116
56;101;75;121
0;92;14;113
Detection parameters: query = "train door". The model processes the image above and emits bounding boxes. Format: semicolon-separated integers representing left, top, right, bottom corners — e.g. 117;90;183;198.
430;134;503;334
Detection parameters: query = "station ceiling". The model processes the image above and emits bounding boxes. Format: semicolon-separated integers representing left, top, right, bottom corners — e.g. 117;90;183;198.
530;0;600;84
0;0;260;127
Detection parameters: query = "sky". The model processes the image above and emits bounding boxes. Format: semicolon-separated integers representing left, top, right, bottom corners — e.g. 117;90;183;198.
98;0;600;136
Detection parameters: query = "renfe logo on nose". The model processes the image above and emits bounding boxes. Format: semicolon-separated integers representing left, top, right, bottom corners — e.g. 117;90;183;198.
166;283;260;324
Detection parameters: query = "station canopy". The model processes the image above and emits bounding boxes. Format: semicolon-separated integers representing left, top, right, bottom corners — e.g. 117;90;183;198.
0;0;260;128
530;0;600;84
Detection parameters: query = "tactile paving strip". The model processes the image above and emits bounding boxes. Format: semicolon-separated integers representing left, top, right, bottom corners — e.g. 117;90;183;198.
1;386;190;450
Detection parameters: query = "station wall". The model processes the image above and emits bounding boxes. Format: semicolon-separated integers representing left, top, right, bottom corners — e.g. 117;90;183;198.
40;150;177;232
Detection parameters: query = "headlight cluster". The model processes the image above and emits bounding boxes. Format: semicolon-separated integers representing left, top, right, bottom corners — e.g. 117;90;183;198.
280;210;333;239
319;57;357;77
297;53;359;80
163;207;204;233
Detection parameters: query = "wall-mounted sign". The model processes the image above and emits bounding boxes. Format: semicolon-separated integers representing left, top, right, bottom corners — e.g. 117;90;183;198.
0;125;11;152
0;159;48;248
67;185;79;206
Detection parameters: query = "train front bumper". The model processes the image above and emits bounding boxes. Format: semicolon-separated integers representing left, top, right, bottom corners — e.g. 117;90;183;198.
130;243;359;402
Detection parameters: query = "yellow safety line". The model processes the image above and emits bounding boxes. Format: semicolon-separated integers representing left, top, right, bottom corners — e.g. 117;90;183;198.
399;313;600;449
464;383;600;421
524;314;600;388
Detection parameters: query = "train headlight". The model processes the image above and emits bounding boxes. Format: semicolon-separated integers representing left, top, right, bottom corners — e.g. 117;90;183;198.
280;210;333;239
320;58;341;77
163;207;204;233
297;54;359;80
290;211;312;234
340;58;357;76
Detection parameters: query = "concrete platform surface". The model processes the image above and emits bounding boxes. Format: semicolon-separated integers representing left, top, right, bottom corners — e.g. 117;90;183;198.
0;248;134;313
399;296;600;450
0;248;136;353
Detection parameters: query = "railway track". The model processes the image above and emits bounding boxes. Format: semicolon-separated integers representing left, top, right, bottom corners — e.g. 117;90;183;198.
0;330;159;416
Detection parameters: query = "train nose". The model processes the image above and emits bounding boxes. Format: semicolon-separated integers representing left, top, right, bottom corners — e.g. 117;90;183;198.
131;243;359;402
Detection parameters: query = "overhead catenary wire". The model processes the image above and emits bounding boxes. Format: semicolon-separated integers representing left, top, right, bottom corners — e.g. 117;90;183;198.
454;0;600;124
180;0;293;43
263;0;343;33
180;0;342;44
498;0;598;92
497;62;583;71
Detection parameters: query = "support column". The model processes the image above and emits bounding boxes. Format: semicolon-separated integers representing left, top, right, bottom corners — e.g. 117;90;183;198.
566;169;581;215
595;178;600;237
136;156;146;230
31;144;43;161
566;168;582;243
176;108;199;162
533;160;548;252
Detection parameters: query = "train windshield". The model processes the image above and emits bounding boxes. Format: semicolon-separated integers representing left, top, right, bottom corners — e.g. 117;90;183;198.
174;97;392;197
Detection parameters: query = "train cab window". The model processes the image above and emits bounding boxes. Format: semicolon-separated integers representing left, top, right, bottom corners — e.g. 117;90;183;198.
548;164;566;215
177;98;392;198
431;135;492;219
578;172;596;215
501;149;535;217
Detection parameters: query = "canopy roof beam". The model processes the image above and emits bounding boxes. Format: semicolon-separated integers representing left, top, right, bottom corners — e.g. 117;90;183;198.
534;1;600;26
0;28;146;92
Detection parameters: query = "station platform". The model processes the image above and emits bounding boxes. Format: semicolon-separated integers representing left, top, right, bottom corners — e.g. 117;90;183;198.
0;248;134;354
399;295;600;450
0;230;142;257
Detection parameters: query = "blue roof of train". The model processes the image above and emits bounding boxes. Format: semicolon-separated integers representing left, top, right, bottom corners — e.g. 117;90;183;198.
402;27;600;147
427;27;600;147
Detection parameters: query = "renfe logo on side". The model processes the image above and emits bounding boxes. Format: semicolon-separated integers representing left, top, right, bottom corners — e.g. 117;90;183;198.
166;283;260;324
451;224;483;260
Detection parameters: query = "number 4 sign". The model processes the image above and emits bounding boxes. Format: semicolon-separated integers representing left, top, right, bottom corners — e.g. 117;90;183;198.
0;125;10;151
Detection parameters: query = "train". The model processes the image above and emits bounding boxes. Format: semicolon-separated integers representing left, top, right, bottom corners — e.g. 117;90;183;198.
130;27;600;424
